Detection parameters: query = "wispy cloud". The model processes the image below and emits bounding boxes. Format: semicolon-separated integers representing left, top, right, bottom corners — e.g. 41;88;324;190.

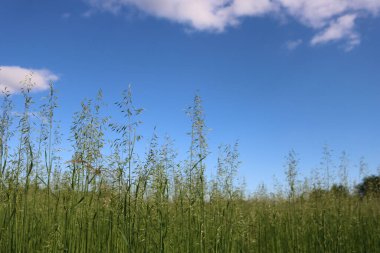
83;0;380;50
61;12;71;19
82;9;96;18
310;14;360;51
285;39;303;50
0;66;58;94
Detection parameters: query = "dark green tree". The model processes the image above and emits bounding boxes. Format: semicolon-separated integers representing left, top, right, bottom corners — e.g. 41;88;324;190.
356;175;380;198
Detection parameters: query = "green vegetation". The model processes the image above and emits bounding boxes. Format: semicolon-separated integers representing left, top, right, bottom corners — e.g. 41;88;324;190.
0;83;379;252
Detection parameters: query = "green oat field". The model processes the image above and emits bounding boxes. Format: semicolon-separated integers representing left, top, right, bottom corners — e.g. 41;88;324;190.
0;84;379;253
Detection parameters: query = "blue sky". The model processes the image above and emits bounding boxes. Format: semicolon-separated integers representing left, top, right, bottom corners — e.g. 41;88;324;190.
1;0;380;192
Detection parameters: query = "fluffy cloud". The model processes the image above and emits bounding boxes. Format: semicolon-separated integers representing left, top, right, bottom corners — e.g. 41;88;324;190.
84;0;380;50
0;66;58;94
278;0;349;28
85;0;276;31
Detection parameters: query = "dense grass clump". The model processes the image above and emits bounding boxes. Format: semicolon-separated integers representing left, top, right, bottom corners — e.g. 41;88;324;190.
0;83;379;252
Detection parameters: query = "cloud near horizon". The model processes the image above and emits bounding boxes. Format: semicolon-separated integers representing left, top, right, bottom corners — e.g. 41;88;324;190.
0;66;58;94
84;0;380;50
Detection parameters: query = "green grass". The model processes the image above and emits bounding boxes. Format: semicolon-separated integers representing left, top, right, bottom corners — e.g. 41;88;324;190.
0;84;379;252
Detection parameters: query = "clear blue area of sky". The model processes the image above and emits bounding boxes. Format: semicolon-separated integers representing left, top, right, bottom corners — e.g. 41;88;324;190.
1;0;380;192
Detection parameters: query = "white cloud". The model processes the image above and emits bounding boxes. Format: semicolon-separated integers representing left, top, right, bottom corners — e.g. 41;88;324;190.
84;0;277;32
278;0;349;28
285;39;303;50
84;0;380;49
311;14;360;50
0;66;58;94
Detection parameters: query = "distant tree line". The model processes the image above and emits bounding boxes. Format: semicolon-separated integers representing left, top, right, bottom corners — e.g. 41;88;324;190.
305;175;380;200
